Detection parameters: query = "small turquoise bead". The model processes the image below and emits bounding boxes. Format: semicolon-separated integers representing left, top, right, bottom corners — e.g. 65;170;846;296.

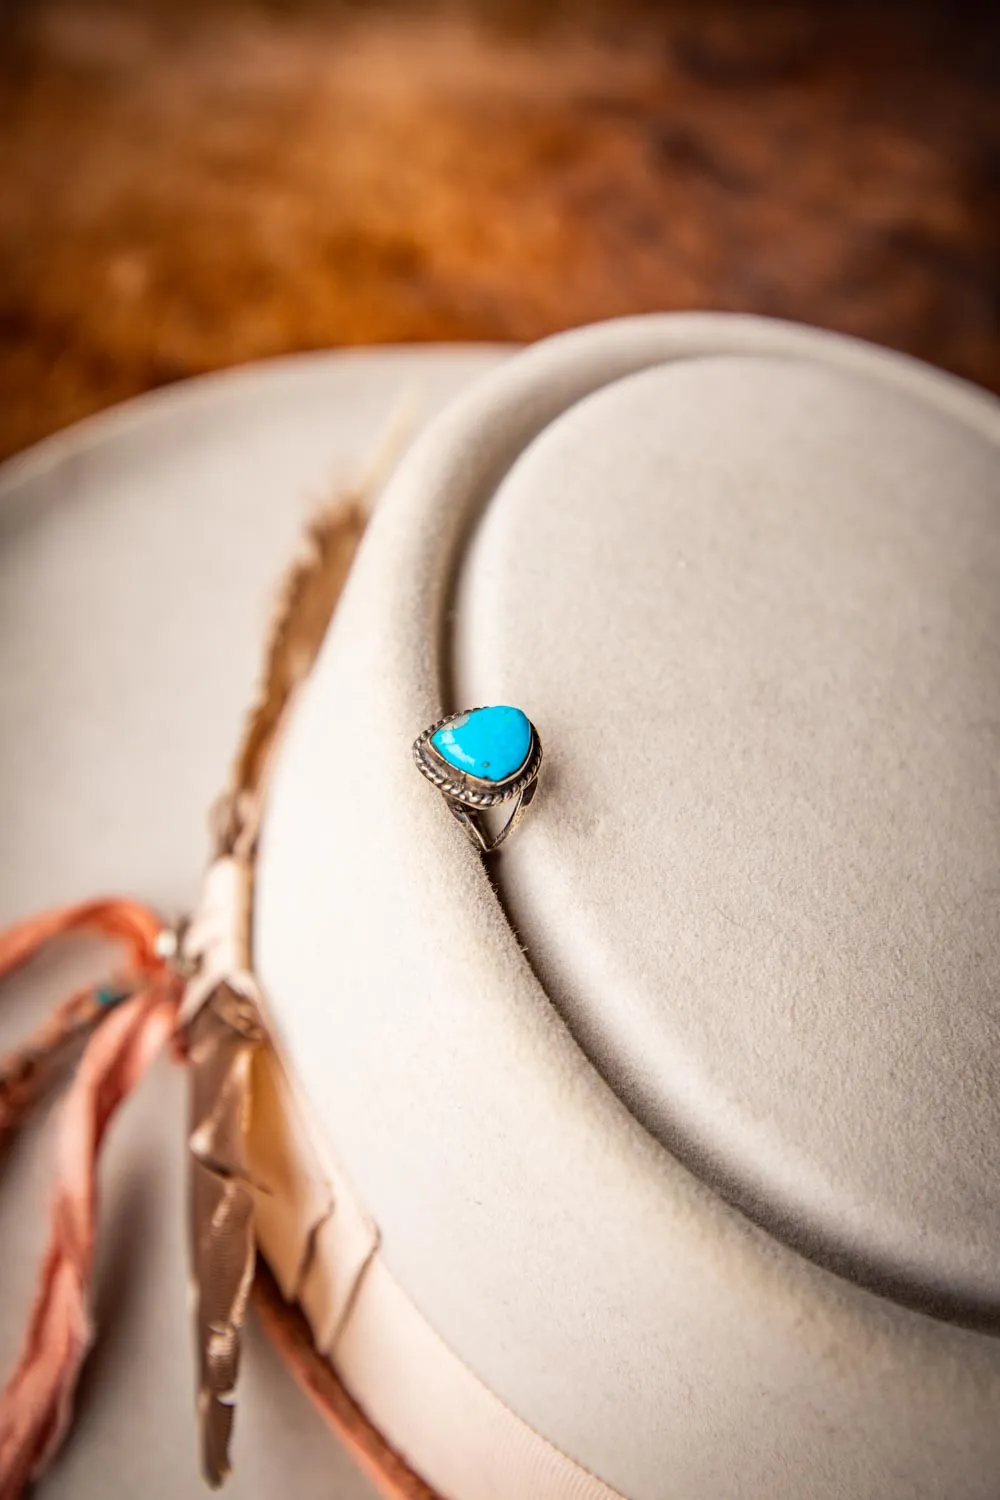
96;984;130;1007
432;705;532;783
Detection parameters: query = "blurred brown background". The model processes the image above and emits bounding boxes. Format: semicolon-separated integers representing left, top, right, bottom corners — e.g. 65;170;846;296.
0;0;997;462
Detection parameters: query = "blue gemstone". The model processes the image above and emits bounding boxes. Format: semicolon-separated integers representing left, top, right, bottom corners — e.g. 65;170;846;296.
95;984;130;1007
432;706;532;783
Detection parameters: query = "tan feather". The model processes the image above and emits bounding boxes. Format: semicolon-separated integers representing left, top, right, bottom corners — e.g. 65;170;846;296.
185;495;369;1485
187;988;263;1487
219;497;368;853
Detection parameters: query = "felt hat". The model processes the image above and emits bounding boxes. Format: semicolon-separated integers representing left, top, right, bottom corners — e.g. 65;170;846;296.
2;318;999;1500
0;345;500;1500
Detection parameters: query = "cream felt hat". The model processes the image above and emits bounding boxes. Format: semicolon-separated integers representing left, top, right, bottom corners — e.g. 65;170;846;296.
1;316;1000;1500
0;345;502;1500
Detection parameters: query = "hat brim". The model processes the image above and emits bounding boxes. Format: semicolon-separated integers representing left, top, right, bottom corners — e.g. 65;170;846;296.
0;345;508;1500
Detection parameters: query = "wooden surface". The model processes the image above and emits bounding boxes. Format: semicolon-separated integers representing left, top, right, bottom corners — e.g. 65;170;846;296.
0;0;997;461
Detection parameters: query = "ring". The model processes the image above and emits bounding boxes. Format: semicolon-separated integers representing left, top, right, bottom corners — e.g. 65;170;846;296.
412;705;542;853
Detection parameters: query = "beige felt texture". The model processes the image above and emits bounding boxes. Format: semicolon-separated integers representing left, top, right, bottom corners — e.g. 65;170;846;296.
257;314;1000;1500
456;353;1000;1311
0;345;507;1500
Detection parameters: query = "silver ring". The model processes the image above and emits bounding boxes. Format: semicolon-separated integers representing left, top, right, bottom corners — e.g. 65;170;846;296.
412;705;542;853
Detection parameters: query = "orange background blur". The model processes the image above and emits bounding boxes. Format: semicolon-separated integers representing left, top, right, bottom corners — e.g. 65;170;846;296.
1;0;997;461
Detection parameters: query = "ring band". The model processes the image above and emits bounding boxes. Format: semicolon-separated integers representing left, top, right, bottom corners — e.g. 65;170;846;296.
412;705;542;853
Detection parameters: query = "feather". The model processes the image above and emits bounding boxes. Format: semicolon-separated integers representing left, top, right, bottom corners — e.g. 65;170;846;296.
0;486;376;1491
186;986;263;1488
218;498;367;855
184;496;369;1485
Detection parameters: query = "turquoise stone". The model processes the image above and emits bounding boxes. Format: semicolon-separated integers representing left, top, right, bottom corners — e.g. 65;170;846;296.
432;705;532;782
95;984;130;1007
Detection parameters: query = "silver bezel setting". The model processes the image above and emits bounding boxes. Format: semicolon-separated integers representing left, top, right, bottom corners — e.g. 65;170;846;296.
412;708;543;809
